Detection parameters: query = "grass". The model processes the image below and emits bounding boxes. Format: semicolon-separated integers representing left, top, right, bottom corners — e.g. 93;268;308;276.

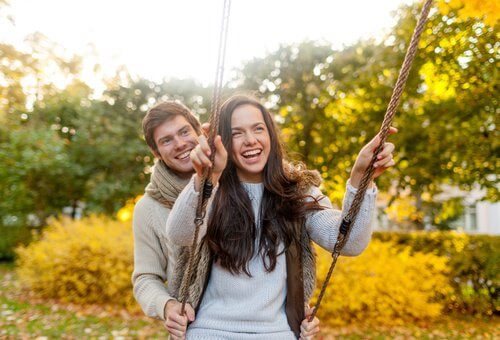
1;262;498;339
0;295;165;338
321;316;498;339
0;263;165;338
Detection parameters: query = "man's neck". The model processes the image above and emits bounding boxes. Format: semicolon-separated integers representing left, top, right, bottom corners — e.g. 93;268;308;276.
171;169;194;180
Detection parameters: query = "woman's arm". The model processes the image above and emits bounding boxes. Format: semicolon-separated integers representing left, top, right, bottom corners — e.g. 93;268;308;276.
165;175;218;246
166;131;227;247
306;126;396;255
305;180;377;256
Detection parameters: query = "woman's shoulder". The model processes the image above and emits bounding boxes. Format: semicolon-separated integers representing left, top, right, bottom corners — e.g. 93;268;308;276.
284;161;322;194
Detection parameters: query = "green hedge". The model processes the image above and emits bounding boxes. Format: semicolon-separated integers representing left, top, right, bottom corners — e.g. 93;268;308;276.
0;225;33;261
373;231;499;315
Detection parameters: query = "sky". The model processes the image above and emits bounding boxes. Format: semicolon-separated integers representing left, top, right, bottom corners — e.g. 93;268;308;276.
6;0;414;85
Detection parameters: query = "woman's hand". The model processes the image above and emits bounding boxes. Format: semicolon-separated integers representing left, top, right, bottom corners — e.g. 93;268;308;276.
190;133;227;191
350;127;397;188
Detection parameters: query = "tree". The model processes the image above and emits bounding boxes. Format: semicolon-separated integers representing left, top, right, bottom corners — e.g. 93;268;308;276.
439;0;500;27
233;3;498;228
25;74;212;215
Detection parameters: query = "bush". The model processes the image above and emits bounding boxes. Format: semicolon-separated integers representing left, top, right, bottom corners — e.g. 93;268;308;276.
0;225;33;261
312;240;452;326
15;215;497;323
16;216;136;310
373;231;499;315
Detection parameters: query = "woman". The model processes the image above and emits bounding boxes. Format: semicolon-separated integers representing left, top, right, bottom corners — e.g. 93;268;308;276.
166;95;396;339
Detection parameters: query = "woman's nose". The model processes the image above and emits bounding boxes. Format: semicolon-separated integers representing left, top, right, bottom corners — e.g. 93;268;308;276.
244;133;257;145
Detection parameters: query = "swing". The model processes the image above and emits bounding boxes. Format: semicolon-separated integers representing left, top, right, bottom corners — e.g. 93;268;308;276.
178;0;434;324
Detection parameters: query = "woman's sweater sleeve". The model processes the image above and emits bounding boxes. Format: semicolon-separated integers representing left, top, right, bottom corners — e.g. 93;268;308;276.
305;179;377;256
165;175;218;246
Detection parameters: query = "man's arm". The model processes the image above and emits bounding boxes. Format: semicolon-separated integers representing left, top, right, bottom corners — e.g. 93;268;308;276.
131;198;173;320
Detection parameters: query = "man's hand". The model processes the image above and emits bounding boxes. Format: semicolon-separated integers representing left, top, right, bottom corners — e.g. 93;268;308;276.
163;299;195;340
300;306;320;339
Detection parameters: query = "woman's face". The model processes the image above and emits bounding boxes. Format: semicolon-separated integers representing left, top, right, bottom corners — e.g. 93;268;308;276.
230;104;271;183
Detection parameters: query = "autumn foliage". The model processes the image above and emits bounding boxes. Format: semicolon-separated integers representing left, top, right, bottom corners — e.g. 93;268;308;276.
439;0;500;27
312;240;452;326
17;216;499;325
16;216;137;311
374;231;500;315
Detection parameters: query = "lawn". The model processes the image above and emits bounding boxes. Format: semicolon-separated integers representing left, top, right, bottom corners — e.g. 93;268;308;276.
1;263;498;339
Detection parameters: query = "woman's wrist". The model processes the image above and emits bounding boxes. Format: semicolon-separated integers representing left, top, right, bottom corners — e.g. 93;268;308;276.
194;172;221;193
349;172;374;189
211;171;222;186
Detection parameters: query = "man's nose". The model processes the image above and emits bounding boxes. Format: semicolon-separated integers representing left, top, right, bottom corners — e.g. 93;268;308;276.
174;136;187;150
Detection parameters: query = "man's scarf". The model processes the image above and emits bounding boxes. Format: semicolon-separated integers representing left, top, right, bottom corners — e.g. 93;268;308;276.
145;160;191;208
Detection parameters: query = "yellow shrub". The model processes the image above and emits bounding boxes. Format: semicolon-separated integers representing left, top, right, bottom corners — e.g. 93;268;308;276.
15;215;455;323
16;215;137;311
117;195;142;222
312;240;452;326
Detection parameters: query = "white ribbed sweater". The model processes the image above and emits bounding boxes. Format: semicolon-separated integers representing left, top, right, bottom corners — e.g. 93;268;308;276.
166;177;377;339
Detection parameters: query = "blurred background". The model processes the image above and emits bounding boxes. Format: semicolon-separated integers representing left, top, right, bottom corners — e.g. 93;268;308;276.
0;0;498;338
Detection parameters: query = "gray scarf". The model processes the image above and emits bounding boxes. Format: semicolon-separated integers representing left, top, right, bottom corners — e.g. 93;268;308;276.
145;160;191;208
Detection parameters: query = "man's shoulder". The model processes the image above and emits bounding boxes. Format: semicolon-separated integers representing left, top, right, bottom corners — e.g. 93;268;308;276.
135;194;165;213
133;194;170;225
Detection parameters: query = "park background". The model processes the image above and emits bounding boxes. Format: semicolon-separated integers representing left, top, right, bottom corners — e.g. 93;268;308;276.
0;0;498;338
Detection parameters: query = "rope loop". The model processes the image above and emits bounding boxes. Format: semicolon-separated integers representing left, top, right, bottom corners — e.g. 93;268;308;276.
194;216;205;225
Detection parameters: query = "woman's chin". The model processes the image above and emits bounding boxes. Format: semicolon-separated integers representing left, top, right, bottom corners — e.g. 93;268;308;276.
237;166;264;182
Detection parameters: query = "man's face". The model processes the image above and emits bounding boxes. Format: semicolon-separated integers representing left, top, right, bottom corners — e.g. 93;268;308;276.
153;115;198;175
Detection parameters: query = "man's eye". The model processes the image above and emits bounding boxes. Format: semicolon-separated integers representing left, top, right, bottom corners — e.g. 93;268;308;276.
162;139;171;145
181;129;189;136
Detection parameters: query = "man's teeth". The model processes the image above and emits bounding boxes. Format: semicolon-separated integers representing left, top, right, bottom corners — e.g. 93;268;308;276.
242;150;261;157
177;151;190;159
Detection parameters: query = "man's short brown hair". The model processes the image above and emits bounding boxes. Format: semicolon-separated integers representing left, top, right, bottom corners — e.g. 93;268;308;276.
142;101;201;154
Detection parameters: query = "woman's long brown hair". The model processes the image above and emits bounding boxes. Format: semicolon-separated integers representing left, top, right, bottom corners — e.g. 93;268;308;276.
205;95;322;276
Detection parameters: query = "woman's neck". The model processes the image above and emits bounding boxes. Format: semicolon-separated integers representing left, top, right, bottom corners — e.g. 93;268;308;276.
236;170;263;183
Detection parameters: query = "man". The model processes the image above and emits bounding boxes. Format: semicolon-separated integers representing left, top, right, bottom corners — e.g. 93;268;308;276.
132;101;320;340
132;101;198;338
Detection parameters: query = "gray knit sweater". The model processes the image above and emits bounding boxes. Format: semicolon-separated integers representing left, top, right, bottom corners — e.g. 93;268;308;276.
166;176;377;339
132;195;178;320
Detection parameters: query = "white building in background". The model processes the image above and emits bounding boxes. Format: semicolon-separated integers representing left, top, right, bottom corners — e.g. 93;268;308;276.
373;184;500;235
459;201;500;234
436;184;500;235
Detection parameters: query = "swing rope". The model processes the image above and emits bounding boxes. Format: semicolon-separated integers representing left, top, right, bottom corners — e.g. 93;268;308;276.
309;0;434;320
177;0;433;321
179;0;232;315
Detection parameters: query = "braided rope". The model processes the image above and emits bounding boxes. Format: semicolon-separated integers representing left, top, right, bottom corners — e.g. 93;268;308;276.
209;0;231;144
179;0;232;315
310;0;434;320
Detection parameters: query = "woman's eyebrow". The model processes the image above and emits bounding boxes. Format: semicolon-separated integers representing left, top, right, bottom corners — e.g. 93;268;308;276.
231;122;265;130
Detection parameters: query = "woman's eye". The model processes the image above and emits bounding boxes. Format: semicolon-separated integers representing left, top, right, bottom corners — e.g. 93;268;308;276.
255;126;264;132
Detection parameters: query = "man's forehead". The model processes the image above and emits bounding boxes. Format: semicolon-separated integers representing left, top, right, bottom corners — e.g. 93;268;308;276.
154;115;192;140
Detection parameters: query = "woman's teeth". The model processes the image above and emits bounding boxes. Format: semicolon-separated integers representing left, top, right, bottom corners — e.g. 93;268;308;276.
242;150;261;158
